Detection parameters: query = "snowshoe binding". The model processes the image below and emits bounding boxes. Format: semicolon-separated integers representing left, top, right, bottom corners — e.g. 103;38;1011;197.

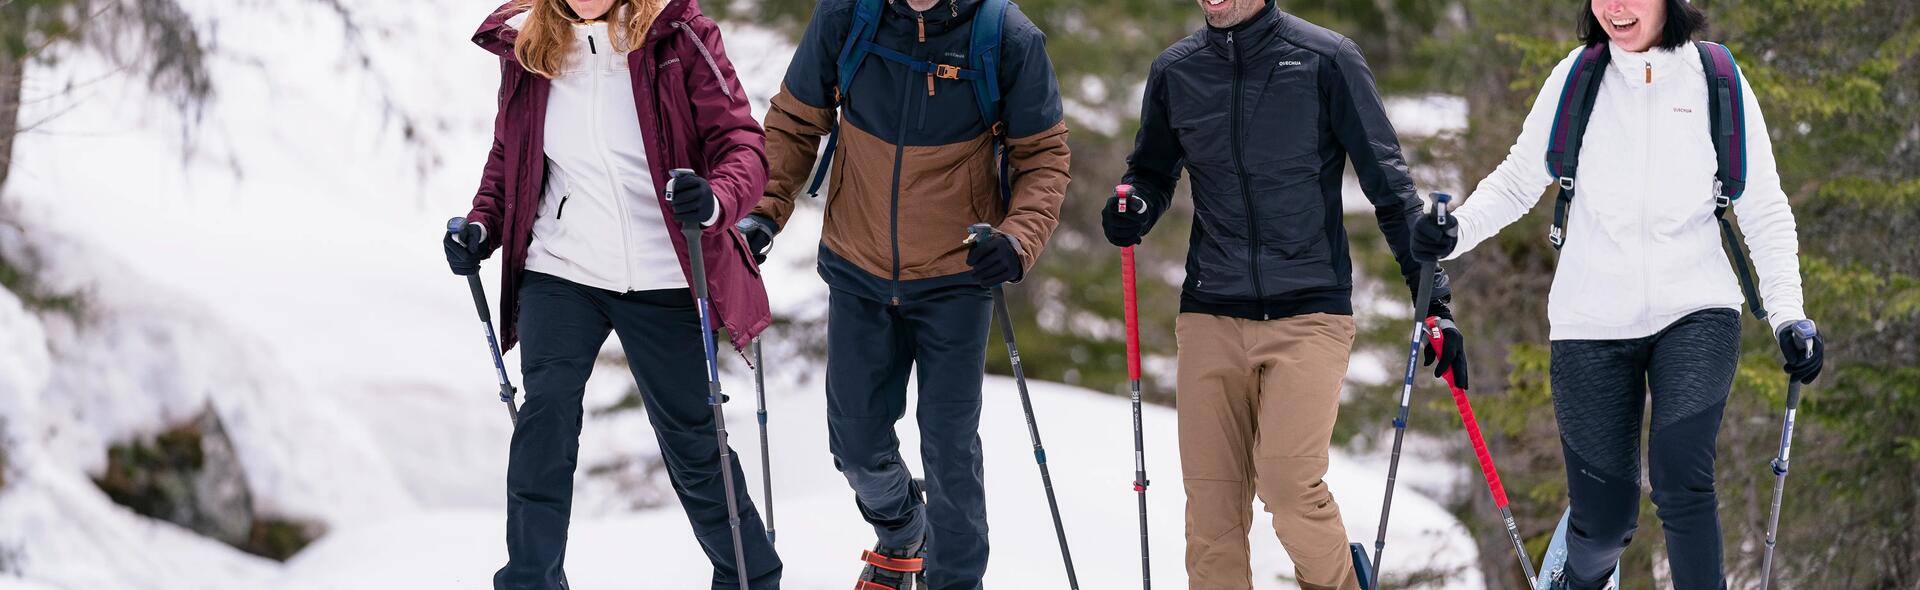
856;478;928;590
855;540;926;590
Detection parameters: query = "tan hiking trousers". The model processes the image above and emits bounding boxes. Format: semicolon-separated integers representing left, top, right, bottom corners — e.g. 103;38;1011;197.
1176;312;1360;590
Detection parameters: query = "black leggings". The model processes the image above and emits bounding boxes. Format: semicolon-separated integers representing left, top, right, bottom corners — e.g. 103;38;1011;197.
1550;308;1740;590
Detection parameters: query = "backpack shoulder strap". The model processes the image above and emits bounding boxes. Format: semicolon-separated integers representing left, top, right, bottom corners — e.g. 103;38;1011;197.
968;0;1009;126
805;0;886;199
970;0;1013;206
1696;41;1747;201
1696;41;1766;320
1544;42;1611;249
836;0;886;100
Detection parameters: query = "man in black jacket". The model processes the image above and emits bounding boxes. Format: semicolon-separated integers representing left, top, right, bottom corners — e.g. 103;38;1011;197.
1104;1;1466;588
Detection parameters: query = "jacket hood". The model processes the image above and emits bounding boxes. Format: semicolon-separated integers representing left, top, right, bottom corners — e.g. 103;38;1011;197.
474;0;702;58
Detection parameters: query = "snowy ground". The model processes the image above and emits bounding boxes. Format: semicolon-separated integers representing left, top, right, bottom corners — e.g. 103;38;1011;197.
0;0;1480;588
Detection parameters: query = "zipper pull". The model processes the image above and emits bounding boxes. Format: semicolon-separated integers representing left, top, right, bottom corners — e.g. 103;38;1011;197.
917;15;927;43
1645;62;1652;84
927;73;935;96
589;34;597;55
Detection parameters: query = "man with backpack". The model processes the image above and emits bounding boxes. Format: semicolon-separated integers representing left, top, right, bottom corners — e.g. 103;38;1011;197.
1102;0;1462;588
734;0;1070;587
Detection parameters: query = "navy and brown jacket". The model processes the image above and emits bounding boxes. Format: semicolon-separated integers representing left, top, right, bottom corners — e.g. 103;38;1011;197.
1123;2;1449;321
754;0;1071;303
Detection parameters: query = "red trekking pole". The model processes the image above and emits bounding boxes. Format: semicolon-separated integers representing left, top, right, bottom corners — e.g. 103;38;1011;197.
1427;318;1537;584
1116;184;1152;589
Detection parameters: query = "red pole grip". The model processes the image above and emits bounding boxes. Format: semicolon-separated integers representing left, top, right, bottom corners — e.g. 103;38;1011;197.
1426;317;1510;509
1118;185;1142;381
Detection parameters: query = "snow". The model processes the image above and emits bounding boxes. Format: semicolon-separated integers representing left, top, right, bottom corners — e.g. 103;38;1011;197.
0;0;1483;588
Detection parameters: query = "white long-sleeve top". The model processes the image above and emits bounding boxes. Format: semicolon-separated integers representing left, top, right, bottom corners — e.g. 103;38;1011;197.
1446;42;1807;340
519;14;714;293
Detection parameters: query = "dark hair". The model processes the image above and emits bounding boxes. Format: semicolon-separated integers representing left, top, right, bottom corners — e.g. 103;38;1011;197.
1579;0;1708;50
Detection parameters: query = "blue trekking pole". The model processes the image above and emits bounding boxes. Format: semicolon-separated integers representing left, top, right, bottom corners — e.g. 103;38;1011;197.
1367;192;1451;590
969;223;1081;590
447;217;519;425
1759;320;1818;590
669;169;751;590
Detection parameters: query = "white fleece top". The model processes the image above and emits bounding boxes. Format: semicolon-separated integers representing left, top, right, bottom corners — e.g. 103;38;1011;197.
516;13;714;293
1446;42;1807;340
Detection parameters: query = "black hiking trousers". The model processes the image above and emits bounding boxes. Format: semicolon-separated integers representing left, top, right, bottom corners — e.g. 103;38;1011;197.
495;271;781;590
1551;307;1741;590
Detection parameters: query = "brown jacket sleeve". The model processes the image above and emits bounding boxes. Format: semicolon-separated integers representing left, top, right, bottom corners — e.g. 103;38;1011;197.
999;122;1071;274
752;87;837;229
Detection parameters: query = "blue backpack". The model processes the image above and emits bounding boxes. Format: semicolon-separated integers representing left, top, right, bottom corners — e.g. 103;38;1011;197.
1543;40;1766;320
802;0;1015;204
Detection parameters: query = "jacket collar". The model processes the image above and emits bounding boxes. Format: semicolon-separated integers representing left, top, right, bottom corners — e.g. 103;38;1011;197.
1606;40;1701;83
474;0;700;59
887;0;983;36
1204;0;1282;57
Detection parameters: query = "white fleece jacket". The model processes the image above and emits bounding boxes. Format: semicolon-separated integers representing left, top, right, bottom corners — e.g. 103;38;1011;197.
516;13;716;293
1447;42;1807;340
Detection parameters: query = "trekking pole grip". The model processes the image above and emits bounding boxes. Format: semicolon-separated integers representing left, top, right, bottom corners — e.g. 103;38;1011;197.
1785;320;1816;408
1432;192;1453;227
967;223;995;252
1117;185;1142;381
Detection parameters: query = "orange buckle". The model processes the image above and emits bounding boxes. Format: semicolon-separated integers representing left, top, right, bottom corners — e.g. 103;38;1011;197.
860;550;925;573
934;64;962;80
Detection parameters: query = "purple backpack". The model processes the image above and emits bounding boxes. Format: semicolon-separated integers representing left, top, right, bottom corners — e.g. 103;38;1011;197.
1543;40;1766;320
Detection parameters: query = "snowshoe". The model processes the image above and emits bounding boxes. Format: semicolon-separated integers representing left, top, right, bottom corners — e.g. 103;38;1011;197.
856;478;928;590
1349;542;1375;590
855;540;925;590
1535;508;1622;590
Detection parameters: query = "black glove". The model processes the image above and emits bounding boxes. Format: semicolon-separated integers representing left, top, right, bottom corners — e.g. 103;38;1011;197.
1421;309;1469;390
1776;320;1824;384
966;231;1024;286
736;214;777;265
443;221;488;276
1102;191;1152;247
1409;210;1458;263
667;173;717;226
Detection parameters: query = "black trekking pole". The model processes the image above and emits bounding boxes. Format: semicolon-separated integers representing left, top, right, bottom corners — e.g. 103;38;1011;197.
751;337;776;544
968;223;1081;590
1760;320;1817;590
1114;185;1152;589
669;169;750;590
1368;192;1451;590
447;217;520;425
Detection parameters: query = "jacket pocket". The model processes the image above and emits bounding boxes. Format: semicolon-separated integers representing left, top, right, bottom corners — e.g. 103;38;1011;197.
728;225;762;277
1259;190;1327;259
1187;236;1259;301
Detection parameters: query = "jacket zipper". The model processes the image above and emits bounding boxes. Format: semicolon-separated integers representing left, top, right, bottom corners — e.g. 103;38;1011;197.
1227;32;1269;319
886;17;921;307
557;194;570;219
588;29;635;292
1639;60;1653;323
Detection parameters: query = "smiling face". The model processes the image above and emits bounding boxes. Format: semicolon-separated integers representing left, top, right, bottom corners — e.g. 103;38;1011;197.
565;0;615;20
1592;0;1667;52
1197;0;1265;29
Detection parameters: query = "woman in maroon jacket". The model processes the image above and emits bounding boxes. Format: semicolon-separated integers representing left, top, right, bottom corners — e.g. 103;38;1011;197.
441;1;777;588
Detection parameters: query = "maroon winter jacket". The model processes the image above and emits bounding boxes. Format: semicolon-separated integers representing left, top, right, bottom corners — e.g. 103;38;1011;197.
464;0;771;352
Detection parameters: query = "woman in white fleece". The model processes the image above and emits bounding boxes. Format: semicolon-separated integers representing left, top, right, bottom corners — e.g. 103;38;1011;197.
1406;1;1825;588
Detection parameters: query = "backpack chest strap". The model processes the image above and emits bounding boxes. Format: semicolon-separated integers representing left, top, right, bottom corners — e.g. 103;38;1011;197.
859;40;985;80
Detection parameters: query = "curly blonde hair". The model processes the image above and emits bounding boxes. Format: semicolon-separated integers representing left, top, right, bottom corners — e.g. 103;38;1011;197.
508;0;666;78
